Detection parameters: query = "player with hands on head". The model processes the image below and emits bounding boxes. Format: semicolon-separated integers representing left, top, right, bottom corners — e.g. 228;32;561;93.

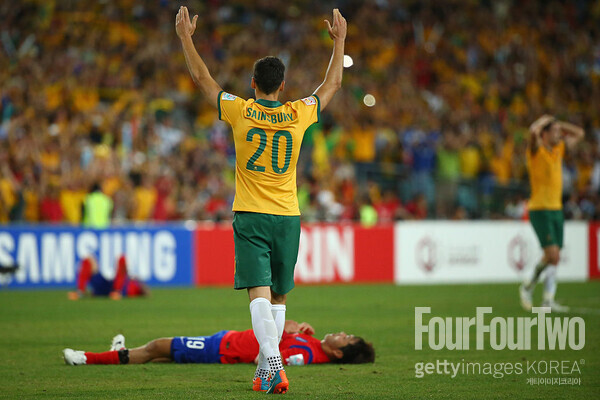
175;6;347;394
520;114;584;312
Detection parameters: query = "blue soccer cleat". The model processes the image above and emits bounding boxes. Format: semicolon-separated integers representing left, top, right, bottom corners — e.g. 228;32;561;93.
266;370;289;394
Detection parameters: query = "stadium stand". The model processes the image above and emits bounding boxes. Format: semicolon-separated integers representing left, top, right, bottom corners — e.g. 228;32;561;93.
1;0;599;223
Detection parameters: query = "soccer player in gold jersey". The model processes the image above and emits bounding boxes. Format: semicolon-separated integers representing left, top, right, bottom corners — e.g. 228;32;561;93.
176;6;346;394
519;115;584;312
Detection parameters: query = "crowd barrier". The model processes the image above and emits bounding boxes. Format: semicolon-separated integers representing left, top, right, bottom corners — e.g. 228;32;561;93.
0;221;596;288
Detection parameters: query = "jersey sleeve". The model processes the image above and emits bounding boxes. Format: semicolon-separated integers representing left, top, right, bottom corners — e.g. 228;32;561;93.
217;91;246;126
292;94;321;130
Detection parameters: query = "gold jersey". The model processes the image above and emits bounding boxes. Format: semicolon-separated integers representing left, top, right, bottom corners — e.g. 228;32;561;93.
218;91;320;215
526;140;564;210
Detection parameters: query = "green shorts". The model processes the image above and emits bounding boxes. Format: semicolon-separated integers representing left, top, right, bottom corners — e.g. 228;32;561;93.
529;210;564;249
232;211;301;295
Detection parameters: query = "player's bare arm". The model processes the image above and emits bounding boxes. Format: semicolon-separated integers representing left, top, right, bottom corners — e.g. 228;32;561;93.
297;322;315;335
558;120;585;149
528;114;554;153
313;9;347;111
176;6;222;108
284;320;301;334
283;320;315;335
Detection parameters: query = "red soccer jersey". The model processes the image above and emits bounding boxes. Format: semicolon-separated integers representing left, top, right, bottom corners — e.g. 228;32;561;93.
279;332;330;365
219;330;330;365
219;330;259;364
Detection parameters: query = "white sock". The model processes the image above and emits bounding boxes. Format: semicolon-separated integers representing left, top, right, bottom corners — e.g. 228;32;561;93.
543;266;557;303
254;353;269;380
249;298;279;359
271;304;286;343
255;303;285;380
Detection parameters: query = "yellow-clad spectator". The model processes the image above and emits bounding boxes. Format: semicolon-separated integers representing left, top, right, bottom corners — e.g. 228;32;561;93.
16;166;40;222
0;176;16;223
131;173;157;222
71;87;99;113
60;184;87;225
459;142;482;179
311;128;330;178
102;172;121;198
39;137;61;174
490;144;512;186
45;82;65;111
352;123;376;163
23;188;40;222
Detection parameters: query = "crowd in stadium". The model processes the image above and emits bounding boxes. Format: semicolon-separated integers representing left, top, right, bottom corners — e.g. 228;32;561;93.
1;0;599;225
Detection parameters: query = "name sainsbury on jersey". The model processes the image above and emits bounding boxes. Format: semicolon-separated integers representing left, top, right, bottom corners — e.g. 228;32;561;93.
246;107;295;124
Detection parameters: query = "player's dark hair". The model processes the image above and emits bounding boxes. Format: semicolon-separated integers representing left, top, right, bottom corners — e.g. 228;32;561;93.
253;56;285;95
334;337;375;364
90;182;102;193
540;118;557;135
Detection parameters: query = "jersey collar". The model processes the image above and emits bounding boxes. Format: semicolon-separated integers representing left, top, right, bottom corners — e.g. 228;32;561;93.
255;98;283;108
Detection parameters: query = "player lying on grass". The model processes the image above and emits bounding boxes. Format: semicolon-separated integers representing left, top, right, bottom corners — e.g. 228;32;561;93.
63;320;375;391
67;255;149;300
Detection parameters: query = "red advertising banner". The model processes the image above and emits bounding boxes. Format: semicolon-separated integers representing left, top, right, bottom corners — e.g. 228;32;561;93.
354;225;394;282
589;222;600;279
194;224;235;285
194;224;394;286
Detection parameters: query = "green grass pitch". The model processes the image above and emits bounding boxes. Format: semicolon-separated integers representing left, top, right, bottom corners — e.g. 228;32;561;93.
0;282;598;399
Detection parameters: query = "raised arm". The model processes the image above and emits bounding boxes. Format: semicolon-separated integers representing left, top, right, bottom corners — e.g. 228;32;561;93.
176;6;222;108
313;9;347;111
558;120;585;150
528;114;554;154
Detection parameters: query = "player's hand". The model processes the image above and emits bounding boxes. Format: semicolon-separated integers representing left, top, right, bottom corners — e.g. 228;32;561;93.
325;8;347;42
529;114;554;134
176;6;198;38
298;322;315;335
284;320;300;334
